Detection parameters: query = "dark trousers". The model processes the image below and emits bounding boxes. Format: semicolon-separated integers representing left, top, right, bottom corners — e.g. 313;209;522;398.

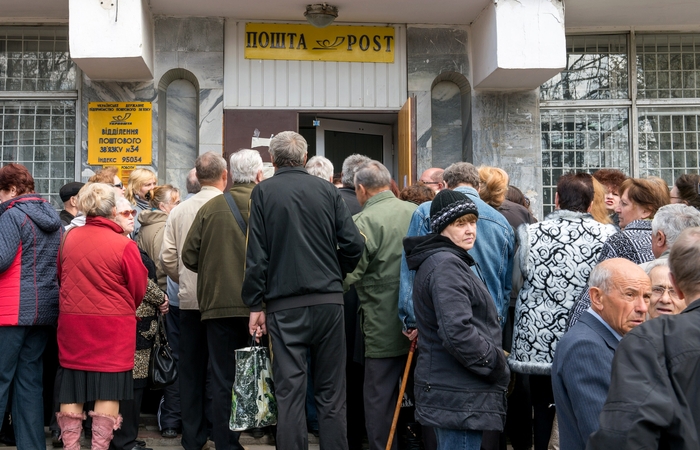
530;374;555;450
110;386;145;450
204;317;248;450
344;287;366;450
268;304;348;450
159;304;181;430
0;326;49;450
179;309;209;450
505;374;532;450
363;356;405;450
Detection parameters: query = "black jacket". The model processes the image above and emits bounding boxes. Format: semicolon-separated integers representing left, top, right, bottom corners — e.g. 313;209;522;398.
587;299;700;450
242;166;364;313
404;234;509;431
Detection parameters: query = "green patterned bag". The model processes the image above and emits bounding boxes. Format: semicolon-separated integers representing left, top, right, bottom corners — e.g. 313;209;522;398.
229;342;277;431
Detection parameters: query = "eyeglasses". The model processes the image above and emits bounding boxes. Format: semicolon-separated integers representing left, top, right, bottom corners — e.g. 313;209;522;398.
651;285;677;298
113;182;124;189
418;180;440;186
117;210;137;218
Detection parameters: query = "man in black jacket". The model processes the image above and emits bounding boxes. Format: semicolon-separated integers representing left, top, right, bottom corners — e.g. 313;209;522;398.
588;227;700;450
242;131;364;450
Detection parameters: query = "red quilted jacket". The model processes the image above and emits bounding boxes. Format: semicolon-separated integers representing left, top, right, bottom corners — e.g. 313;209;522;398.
57;216;148;372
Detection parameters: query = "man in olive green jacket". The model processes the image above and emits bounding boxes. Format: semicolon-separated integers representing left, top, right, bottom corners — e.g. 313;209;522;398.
343;161;417;450
181;149;264;450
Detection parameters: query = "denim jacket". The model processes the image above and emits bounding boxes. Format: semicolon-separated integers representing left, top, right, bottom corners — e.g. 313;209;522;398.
399;186;515;329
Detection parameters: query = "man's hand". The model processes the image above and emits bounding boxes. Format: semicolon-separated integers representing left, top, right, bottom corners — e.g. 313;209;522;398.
402;328;418;341
249;311;267;342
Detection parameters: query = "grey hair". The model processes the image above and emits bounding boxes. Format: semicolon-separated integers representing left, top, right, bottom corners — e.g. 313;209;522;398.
195;152;227;184
644;258;669;276
341;154;372;188
305;156;334;181
443;162;480;189
77;182;117;218
230;149;263;183
186;168;201;194
652;204;700;248
588;262;613;293
115;197;132;213
354;160;392;190
268;131;307;167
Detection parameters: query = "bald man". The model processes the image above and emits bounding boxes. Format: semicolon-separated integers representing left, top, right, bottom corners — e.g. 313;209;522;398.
418;168;444;192
552;258;651;450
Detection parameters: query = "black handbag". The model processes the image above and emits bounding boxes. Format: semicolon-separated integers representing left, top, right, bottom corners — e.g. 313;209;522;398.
149;313;178;389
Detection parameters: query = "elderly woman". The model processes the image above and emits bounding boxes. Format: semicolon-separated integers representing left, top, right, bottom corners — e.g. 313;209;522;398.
0;163;62;449
645;260;685;319
509;173;616;450
136;185;180;290
56;183;148;450
671;173;700;209
124;168;157;238
568;177;670;328
112;197;168;450
404;190;510;450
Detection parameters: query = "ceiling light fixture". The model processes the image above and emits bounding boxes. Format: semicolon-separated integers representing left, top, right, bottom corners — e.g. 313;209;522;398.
304;3;339;28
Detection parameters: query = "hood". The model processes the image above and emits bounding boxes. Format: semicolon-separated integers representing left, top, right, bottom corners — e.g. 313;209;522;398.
137;209;168;227
404;234;475;271
0;194;62;233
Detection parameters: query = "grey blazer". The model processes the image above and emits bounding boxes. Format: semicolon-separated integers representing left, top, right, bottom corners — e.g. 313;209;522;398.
552;311;619;450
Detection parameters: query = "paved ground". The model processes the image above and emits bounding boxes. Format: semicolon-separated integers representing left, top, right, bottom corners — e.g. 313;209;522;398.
0;414;321;449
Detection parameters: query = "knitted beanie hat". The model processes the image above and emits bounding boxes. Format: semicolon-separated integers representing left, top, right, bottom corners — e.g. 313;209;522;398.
430;189;479;234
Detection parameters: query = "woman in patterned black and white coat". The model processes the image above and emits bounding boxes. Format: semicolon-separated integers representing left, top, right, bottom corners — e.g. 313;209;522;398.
568;177;670;328
508;173;616;450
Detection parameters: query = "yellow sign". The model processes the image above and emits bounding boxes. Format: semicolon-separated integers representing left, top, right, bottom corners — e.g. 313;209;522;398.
245;23;395;63
88;102;152;166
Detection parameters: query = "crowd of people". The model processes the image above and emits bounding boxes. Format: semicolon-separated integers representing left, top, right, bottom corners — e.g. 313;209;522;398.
0;131;700;450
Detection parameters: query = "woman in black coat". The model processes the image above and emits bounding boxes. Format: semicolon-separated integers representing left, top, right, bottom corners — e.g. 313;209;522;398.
404;190;510;450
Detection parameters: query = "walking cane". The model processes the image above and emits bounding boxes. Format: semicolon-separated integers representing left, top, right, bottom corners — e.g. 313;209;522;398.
385;337;418;450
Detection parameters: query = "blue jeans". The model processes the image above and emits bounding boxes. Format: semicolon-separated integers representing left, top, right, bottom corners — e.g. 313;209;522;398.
434;427;482;450
0;326;50;449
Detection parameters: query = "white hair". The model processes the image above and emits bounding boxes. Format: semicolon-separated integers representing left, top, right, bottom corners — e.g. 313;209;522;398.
588;263;613;292
305;156;334;181
652;204;700;247
341;154;372;188
229;149;263;183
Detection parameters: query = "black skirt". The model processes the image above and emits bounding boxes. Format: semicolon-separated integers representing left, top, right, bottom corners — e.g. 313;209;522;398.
58;367;134;404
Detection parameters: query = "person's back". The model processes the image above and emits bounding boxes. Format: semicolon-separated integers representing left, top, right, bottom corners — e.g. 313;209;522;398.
244;166;362;310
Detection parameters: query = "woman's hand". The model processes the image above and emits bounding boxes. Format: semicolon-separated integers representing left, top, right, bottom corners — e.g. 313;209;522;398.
159;294;169;314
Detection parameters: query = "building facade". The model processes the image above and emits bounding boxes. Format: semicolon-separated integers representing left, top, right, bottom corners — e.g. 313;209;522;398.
3;0;699;216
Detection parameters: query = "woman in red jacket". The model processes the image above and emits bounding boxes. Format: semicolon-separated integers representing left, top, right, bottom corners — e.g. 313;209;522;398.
56;183;148;450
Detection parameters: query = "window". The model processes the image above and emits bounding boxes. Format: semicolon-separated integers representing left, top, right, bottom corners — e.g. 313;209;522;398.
540;33;700;215
0;27;77;209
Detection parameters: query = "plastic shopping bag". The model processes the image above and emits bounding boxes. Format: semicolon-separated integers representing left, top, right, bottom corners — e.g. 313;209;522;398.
229;341;277;431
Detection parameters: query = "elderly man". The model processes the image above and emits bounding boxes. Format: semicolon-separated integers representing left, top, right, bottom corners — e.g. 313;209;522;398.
418;167;445;192
305;155;334;182
639;203;700;269
552;259;651;450
399;162;515;334
160;152;226;450
242;131;364;450
343;161;416;450
181;149;264;450
588;227;700;449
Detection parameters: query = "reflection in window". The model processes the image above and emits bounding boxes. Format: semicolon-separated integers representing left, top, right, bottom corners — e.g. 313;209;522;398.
639;108;700;185
1;101;76;208
541;109;630;216
541;35;628;101
637;34;700;99
0;27;76;91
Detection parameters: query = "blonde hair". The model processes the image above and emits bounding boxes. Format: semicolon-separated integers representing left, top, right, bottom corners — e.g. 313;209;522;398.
77;183;116;218
590;178;613;225
125;168;156;203
478;166;509;208
148;185;180;210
